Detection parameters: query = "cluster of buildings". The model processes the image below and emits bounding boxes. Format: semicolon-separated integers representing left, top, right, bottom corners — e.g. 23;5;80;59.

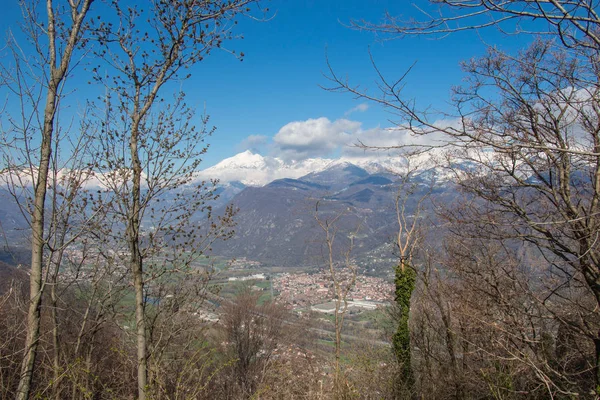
273;269;393;309
229;257;263;270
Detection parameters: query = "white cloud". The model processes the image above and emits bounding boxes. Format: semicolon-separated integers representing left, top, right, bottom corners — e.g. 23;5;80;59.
273;117;361;161
237;134;268;153
233;116;458;163
341;124;450;158
344;103;369;117
201;117;464;185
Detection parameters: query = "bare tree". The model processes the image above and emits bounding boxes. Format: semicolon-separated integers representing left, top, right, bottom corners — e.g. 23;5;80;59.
92;98;236;398
326;1;600;393
389;158;432;393
0;1;94;398
446;232;592;397
313;201;361;397
0;265;28;399
88;2;257;398
43;130;100;400
143;268;219;399
64;250;129;397
353;0;600;51
217;285;290;398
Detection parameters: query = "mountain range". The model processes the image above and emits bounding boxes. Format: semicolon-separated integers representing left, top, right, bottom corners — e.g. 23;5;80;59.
193;150;427;186
0;150;453;272
205;151;451;270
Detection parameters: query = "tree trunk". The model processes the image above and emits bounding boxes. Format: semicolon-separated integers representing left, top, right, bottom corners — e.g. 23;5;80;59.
133;253;147;400
595;334;600;396
14;2;92;397
16;78;57;400
129;119;147;400
50;246;67;400
393;262;415;389
51;281;61;400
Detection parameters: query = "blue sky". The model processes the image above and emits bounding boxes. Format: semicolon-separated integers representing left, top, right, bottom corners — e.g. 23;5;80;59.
1;0;533;167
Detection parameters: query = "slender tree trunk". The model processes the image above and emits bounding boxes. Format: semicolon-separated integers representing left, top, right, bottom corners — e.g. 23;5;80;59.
440;303;463;399
129;120;147;400
51;281;60;400
84;344;94;398
580;262;600;394
50;246;67;400
16;79;57;400
393;261;415;389
595;334;600;396
133;252;147;400
14;2;92;397
71;301;91;400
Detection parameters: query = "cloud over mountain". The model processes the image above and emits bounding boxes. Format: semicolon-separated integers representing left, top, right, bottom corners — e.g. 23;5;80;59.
195;116;457;186
267;116;452;162
194;150;335;186
272;117;361;161
237;134;269;153
193;149;441;187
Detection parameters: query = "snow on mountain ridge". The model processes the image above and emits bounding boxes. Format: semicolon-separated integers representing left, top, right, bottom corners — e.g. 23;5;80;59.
0;150;445;190
194;151;337;186
211;150;269;170
193;150;434;187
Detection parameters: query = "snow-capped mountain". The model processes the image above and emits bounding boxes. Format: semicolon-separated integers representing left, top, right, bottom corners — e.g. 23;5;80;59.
0;150;444;200
193;150;436;187
208;153;456;268
193;151;332;186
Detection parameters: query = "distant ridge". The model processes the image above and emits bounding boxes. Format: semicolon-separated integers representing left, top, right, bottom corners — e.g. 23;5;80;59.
192;150;437;187
210;158;453;269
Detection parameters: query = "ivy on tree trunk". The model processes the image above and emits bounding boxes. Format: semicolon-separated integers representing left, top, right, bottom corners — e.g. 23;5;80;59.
393;262;415;387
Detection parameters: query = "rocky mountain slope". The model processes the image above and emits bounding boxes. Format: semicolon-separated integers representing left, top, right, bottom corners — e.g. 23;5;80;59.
210;160;449;269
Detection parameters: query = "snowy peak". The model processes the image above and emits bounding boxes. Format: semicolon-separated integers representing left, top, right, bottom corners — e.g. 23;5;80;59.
194;151;333;186
213;150;269;170
194;150;443;187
